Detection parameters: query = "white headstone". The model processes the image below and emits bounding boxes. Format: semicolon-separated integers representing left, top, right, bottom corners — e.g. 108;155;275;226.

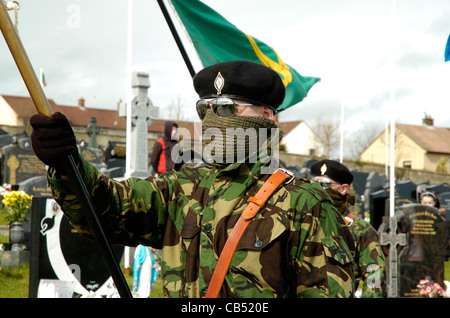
120;71;159;178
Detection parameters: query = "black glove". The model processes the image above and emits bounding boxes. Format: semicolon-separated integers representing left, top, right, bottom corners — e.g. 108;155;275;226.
30;112;79;173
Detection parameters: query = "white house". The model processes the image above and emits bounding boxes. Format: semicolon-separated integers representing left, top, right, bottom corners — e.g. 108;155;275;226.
279;121;325;157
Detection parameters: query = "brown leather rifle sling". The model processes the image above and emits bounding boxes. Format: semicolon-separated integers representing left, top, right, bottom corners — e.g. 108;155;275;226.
205;168;295;298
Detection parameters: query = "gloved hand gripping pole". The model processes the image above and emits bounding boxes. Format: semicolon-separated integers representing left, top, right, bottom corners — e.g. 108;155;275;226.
0;2;132;298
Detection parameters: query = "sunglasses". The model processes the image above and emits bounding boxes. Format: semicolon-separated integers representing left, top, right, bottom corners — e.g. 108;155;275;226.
312;177;339;190
196;97;254;120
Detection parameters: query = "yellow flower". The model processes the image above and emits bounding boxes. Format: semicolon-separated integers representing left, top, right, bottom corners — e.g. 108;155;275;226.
2;190;33;223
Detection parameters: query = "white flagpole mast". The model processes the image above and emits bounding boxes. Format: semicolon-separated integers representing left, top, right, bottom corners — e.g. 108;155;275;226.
125;0;133;179
389;0;397;217
124;0;134;274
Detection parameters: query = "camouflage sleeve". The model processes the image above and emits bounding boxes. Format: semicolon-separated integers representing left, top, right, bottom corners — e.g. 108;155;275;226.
291;183;355;298
351;219;386;298
47;156;169;248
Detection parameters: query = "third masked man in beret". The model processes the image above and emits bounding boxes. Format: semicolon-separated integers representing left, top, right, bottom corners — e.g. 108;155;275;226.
30;60;355;298
311;159;386;297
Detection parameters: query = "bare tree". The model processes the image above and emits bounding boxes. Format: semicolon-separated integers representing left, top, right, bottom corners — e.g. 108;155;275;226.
167;95;185;121
345;122;384;160
313;118;340;158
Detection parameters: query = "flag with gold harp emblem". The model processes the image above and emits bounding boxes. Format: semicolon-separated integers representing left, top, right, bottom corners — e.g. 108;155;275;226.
170;0;320;113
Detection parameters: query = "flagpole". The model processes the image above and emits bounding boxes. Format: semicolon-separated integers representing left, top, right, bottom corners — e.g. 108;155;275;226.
0;2;132;298
124;0;134;275
389;0;397;218
157;0;196;77
125;0;133;178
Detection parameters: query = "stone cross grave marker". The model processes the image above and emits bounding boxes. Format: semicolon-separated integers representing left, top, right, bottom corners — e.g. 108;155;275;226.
86;116;100;148
119;71;159;178
379;216;406;298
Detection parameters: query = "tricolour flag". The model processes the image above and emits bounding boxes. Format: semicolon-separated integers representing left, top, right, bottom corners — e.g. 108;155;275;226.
170;0;320;113
40;67;47;87
445;34;450;62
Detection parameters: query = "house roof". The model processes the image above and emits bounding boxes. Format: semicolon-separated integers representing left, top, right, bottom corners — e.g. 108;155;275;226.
278;120;304;135
2;94;59;117
397;123;450;154
1;94;198;139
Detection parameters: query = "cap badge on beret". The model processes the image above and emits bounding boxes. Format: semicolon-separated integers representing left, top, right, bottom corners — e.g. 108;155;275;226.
214;72;224;95
320;163;327;175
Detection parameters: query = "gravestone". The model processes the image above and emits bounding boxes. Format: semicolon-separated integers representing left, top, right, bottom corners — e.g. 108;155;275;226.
351;171;370;197
79;145;103;164
370;189;389;230
103;166;126;179
105;141;126;169
79;145;106;172
1;142;46;186
438;191;450;214
415;183;429;200
19;175;52;198
393;195;415;209
29;197;124;297
395;180;417;204
17;175;53;250
0;134;13;149
17;136;32;149
349;171;369;219
0;131;26;150
425;183;450;196
368;176;415;231
379;216;406;297
437;192;450;259
379;203;447;297
365;172;387;227
119;71;159;178
86;116;100;148
302;158;318;168
284;165;303;178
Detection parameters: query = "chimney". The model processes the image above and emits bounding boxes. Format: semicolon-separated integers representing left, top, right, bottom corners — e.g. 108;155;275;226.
422;114;434;126
78;97;85;109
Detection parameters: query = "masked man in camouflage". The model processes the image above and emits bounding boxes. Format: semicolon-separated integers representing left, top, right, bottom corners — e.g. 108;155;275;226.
311;159;386;297
30;60;355;298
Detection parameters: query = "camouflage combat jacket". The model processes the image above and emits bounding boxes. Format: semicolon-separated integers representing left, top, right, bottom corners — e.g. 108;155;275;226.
345;212;386;297
48;157;355;298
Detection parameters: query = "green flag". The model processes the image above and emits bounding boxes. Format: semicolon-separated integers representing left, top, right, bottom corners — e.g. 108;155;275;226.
170;0;320;113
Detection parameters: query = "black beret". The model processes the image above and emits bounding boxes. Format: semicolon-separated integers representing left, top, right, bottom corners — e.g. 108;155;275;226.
193;60;285;112
310;159;353;185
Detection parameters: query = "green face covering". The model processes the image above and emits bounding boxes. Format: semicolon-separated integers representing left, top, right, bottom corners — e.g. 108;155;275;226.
326;188;356;216
201;109;284;165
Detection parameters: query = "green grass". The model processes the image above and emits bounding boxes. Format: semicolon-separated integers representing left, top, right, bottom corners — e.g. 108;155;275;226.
123;267;164;298
0;263;163;298
446;260;450;283
0;208;8;225
0;264;163;298
0;264;30;298
0;235;8;244
0;261;448;298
